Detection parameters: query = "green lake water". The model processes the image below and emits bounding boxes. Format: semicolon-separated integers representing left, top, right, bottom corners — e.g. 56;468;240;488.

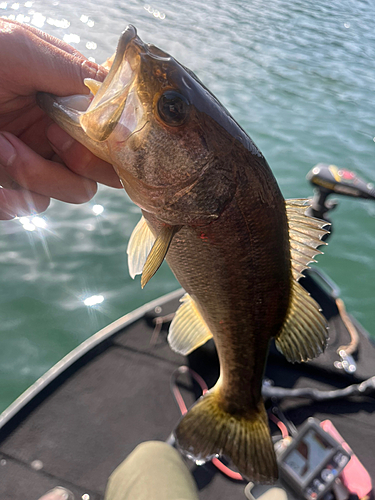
0;0;374;413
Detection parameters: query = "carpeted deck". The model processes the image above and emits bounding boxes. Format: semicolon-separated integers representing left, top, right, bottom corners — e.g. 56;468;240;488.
0;277;374;500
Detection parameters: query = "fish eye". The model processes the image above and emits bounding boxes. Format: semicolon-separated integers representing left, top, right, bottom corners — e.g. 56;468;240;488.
157;91;190;126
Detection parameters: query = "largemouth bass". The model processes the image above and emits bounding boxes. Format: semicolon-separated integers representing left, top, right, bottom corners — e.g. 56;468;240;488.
38;25;329;482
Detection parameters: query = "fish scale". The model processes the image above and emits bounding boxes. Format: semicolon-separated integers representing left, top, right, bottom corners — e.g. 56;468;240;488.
143;177;290;415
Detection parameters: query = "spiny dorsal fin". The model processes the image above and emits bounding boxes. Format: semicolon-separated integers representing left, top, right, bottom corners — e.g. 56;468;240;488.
127;216;156;279
275;280;328;362
286;199;330;281
141;225;178;288
168;294;213;355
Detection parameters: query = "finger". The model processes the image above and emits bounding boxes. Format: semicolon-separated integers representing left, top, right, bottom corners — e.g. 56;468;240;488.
0;132;97;204
47;124;122;189
0;22;107;97
1;19;86;58
0;166;21;190
0;188;50;220
16;109;56;159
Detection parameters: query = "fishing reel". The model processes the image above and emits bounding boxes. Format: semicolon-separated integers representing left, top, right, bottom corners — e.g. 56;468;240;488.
306;163;375;222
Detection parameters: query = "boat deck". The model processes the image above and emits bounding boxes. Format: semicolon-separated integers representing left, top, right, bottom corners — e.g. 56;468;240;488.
0;277;374;500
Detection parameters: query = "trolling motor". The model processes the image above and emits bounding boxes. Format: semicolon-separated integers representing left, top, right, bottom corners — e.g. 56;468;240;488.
304;164;375;374
306;163;375;222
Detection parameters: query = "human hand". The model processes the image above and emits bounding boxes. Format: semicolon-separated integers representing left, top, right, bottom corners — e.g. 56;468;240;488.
0;19;122;220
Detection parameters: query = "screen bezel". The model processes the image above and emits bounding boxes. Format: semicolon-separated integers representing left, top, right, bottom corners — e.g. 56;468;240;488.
282;428;335;483
278;418;350;498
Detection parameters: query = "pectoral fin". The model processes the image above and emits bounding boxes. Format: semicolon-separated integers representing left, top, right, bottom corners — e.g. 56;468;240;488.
168;294;213;355
286;199;330;281
275;280;328;362
127;216;156;279
141;225;179;288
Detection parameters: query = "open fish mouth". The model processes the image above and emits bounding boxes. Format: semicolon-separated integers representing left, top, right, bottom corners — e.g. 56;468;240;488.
37;25;144;146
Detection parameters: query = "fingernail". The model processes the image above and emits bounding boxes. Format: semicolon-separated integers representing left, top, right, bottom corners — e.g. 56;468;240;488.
47;125;75;152
0;133;16;167
82;59;107;81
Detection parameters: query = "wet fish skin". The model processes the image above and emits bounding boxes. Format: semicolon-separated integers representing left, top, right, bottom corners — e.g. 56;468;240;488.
142;158;289;481
37;25;328;482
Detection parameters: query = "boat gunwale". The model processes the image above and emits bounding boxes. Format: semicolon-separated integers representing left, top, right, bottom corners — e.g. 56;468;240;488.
0;288;183;430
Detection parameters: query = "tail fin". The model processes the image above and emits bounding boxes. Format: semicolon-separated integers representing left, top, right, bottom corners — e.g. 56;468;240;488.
174;389;278;483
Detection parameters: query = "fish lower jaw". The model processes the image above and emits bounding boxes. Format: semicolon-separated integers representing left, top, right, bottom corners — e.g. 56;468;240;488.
55;94;93;113
36;92;92;130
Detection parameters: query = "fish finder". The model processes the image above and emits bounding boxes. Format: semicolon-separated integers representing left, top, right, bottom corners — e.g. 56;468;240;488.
278;418;351;500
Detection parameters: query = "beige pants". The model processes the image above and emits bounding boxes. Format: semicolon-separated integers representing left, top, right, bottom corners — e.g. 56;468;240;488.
104;441;200;500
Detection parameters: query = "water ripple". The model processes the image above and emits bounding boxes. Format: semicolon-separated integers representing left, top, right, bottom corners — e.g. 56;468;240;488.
0;0;374;412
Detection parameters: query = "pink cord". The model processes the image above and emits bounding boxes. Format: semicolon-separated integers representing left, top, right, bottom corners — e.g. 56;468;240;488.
171;366;243;481
269;412;289;438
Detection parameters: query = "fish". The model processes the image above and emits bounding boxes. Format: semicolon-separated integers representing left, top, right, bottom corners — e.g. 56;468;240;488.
37;25;329;482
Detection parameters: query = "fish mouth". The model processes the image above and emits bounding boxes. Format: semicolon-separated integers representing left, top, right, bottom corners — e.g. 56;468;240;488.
37;25;145;149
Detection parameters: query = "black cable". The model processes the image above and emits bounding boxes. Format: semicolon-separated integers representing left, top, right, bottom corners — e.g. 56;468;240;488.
262;376;375;401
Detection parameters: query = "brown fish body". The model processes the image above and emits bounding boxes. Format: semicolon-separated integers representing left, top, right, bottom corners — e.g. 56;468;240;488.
144;151;291;412
37;25;329;483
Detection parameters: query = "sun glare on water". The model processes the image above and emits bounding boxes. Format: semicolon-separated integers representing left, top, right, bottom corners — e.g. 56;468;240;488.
83;294;105;307
18;216;47;232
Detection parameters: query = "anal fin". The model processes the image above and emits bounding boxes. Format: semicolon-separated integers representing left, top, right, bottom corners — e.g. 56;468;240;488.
168;294;213;355
276;280;328;362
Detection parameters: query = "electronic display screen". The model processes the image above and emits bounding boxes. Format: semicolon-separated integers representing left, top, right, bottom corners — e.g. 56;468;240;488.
284;429;332;478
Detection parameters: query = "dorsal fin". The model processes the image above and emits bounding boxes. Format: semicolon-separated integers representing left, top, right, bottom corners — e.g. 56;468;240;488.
168;294;213;355
275;280;328;362
286;199;330;281
127;216;156;279
275;199;330;363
